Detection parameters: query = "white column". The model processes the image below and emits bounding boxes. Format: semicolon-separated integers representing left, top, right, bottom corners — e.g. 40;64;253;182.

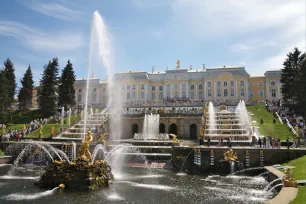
203;81;206;101
245;79;249;102
266;79;269;100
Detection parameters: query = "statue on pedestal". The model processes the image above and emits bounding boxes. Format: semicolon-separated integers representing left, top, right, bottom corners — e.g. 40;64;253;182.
224;149;238;162
51;126;55;137
39;125;43;138
295;125;300;147
79;131;93;161
22;124;26;136
169;134;180;145
282;168;297;187
2;124;6;135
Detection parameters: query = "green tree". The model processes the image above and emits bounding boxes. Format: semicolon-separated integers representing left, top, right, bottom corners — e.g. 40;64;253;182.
0;71;9;115
38;58;59;117
280;48;305;111
3;58;17;106
296;56;306;117
58;60;76;110
18;65;34;111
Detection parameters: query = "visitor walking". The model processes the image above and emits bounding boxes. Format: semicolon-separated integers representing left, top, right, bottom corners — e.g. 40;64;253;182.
207;137;210;147
258;138;262;148
278;138;281;149
286;137;290;150
275;138;278;148
263;137;266;148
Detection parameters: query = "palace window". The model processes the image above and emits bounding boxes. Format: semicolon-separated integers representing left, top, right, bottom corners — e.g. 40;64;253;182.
132;84;136;90
240;80;244;86
92;88;97;102
271;81;276;86
141;84;144;89
230;89;234;96
249;90;254;97
208;89;212;97
127;92;130;99
224;81;228;87
272;89;276;97
217;81;221;87
259;89;264;97
182;92;186;98
241;88;245;96
159;85;163;90
141;92;144;99
182;84;186;90
174;84;178;89
127;85;130;90
199;91;203;99
224;89;228;97
152;93;155;100
159;93;163;100
167;84;170;91
230;81;234;86
191;84;195;90
132;92;136;99
78;94;81;102
217;89;221;97
258;82;263;86
198;84;203;89
152;86;155;91
175;92;178;98
208;81;212;87
191;92;194;99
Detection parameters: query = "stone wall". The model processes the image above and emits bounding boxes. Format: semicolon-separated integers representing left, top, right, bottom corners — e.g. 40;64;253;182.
172;146;306;173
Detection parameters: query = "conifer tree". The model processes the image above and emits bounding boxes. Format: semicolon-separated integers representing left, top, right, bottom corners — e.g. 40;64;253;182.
18;65;34;111
0;71;9;113
3;58;16;106
280;48;305;110
58;60;76;110
38;58;59;117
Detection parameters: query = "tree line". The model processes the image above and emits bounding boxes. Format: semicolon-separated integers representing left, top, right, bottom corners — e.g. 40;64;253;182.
0;58;76;118
281;47;306;117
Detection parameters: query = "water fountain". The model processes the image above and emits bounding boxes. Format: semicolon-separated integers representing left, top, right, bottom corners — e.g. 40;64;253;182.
61;106;64;131
134;114;169;140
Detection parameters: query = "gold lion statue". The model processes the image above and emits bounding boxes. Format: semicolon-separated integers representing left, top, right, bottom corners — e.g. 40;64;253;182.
282;168;297;187
79;131;93;160
224;149;238;162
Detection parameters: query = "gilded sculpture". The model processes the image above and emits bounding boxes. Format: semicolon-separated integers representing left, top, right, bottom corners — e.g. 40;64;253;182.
282;168;297;187
169;134;180;144
224;149;238;162
79;131;94;161
2;124;6;135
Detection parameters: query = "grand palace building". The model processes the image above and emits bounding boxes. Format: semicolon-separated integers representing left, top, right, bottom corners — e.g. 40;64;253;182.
74;63;282;107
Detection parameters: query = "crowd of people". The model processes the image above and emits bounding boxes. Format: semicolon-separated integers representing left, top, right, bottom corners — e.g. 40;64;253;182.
0;118;48;141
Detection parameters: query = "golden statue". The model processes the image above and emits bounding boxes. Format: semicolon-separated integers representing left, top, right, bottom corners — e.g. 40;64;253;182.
22;124;26;135
2;124;6;135
39;124;43;138
200;126;205;137
282;168;297;187
79;131;93;161
169;134;180;144
224;149;238;162
176;60;181;68
98;133;109;145
51;126;55;137
295;125;300;138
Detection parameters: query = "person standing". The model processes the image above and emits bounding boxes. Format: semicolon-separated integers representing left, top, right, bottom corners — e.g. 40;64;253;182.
278;138;281;149
207;137;210;147
286;137;290;150
258;137;262;148
263;137;266;148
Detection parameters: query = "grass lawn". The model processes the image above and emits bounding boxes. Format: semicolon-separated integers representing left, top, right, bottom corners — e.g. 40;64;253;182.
25;124;62;138
0;149;5;156
7;124;25;130
282;156;306;204
247;104;295;141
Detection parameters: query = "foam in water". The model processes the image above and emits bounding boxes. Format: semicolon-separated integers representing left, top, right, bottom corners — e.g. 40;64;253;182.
107;193;125;201
114;181;176;191
92;144;107;162
0;175;39;180
3;187;59;200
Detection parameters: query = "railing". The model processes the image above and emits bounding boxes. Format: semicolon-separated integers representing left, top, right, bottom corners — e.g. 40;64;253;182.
286;118;296;134
123;110;203;116
275;112;283;124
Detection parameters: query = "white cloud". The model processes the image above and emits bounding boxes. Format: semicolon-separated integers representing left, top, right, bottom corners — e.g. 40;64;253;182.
0;21;84;52
23;0;87;22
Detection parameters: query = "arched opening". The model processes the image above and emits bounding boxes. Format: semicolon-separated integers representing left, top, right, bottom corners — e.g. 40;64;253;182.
132;124;138;136
159;123;165;133
168;123;177;135
190;124;197;139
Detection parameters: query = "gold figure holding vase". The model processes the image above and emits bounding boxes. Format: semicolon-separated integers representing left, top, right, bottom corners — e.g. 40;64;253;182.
224;149;238;162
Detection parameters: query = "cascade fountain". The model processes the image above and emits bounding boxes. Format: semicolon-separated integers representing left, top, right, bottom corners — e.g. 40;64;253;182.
61;107;64;130
208;102;216;134
68;108;72;128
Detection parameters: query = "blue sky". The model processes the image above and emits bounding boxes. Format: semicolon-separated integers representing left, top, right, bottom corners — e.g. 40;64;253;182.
0;0;305;87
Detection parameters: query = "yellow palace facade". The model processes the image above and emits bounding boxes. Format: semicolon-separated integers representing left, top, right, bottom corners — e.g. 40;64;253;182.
74;63;282;106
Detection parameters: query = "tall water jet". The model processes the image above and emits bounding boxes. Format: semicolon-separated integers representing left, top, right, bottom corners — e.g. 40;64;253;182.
235;100;250;127
83;10;113;140
61;107;64;131
142;114;160;140
208;102;216;134
68;108;72;128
